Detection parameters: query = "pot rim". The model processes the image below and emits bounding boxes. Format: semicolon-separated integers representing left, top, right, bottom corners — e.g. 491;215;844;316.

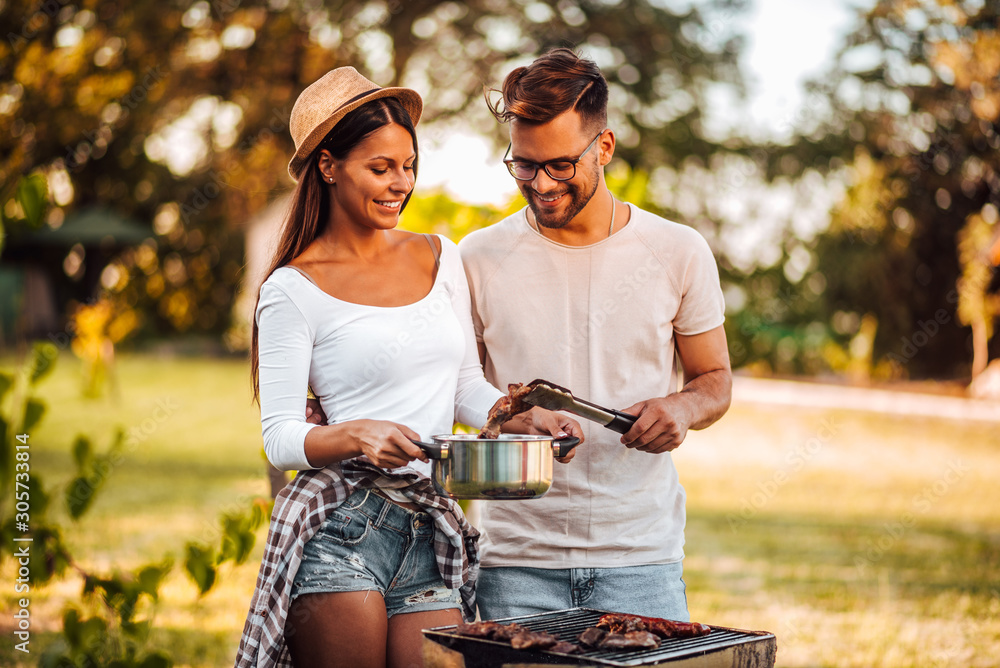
429;433;557;443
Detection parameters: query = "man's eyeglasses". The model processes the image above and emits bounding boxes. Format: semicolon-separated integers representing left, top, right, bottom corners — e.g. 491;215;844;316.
502;130;606;181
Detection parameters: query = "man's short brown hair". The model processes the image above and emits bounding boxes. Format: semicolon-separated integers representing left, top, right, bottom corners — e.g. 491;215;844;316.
488;48;608;133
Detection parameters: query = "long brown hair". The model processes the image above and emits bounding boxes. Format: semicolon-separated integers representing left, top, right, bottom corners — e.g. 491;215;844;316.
250;97;419;404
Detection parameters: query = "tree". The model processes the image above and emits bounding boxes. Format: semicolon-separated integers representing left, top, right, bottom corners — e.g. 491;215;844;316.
1;0;749;343
789;0;1000;379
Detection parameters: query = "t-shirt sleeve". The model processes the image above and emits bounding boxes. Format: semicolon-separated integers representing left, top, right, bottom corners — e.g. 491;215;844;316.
673;229;727;336
256;279;320;471
445;239;504;427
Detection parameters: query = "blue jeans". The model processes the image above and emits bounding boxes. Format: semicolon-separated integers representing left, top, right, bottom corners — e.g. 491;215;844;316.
476;562;689;622
290;489;462;618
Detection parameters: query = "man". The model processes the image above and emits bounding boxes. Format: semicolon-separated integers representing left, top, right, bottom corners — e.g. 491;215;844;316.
459;47;732;622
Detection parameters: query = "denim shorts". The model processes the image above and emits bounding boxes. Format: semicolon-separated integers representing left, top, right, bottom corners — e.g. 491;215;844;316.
290;488;462;618
476;562;688;622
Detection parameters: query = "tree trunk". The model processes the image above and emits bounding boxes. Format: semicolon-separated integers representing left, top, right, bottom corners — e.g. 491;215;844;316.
971;318;989;379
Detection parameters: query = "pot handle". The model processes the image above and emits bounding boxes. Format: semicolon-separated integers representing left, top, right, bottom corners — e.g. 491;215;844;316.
409;439;449;460
552;436;581;458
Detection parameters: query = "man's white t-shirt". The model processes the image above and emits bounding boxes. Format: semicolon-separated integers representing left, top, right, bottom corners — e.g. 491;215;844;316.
459;204;725;568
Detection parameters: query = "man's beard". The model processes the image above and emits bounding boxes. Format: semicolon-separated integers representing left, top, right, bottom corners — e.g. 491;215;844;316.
522;162;600;230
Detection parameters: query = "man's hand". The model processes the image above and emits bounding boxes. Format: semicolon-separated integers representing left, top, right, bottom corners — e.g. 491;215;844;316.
619;396;691;453
305;398;327;425
502;407;584;463
620;325;732;454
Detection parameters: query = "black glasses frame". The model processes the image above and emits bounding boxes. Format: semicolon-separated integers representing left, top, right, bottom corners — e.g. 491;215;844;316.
502;129;606;181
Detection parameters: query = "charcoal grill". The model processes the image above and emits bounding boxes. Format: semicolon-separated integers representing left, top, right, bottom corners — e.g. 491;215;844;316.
423;608;776;667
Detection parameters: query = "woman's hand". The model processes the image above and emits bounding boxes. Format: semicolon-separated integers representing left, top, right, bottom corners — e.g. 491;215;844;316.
348;420;429;469
502;407;584;463
304;419;428;469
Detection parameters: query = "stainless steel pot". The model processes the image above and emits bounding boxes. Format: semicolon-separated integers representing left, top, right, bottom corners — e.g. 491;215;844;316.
411;434;580;500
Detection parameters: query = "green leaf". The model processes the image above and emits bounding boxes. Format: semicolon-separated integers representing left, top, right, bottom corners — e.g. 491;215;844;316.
217;514;243;563
122;618;151;640
0;371;13;402
117;591;141;624
28;474;50;516
16;173;48;228
232;528;256;565
0;415;9;478
109;427;126;455
138;651;173;668
72;436;93;468
39;647;76;668
31;527;70;585
250;497;271;529
136;560;172;599
29;341;59;384
78;616;107;655
22;397;46;432
62;608;82;648
66;476;98;519
100;576;127;604
0;518;13;552
184;543;217;595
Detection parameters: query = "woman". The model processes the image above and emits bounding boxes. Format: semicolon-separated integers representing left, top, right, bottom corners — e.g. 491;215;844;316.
235;68;579;668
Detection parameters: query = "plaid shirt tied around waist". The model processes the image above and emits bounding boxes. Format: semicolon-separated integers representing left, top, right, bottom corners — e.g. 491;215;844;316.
234;458;479;668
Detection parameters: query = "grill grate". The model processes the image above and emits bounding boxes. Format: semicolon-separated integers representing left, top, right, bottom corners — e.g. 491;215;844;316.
424;607;776;667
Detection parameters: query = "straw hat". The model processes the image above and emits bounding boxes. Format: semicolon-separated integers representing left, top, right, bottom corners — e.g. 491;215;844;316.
287;67;423;181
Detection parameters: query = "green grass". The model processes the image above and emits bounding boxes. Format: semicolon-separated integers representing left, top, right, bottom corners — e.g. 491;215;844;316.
2;351;999;667
0;351;270;667
675;403;1000;667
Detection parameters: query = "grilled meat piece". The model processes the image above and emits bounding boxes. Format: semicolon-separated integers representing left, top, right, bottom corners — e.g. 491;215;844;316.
478;383;533;438
549;641;582;654
454;621;528;641
596;615;644;634
596;613;711;639
580;625;665;651
489;623;529;642
454;621;497;638
510;630;559;650
577;626;608;647
598;631;661;649
457;620;578;654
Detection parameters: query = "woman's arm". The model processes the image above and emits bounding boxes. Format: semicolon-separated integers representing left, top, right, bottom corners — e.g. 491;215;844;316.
258;280;426;470
257;281;321;470
302;419;426;469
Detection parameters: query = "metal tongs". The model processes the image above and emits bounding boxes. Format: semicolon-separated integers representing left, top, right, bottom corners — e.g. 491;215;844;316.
522;379;638;434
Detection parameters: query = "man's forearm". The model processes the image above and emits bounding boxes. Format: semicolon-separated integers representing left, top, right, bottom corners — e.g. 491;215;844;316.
673;368;732;431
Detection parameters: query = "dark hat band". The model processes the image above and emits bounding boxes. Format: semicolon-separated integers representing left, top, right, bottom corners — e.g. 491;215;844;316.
335;88;380;112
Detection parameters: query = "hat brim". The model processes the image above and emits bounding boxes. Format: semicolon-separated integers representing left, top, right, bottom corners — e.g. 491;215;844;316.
287;87;423;181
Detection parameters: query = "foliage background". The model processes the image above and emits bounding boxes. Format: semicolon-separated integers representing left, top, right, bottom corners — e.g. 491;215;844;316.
1;1;999;665
3;0;996;379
